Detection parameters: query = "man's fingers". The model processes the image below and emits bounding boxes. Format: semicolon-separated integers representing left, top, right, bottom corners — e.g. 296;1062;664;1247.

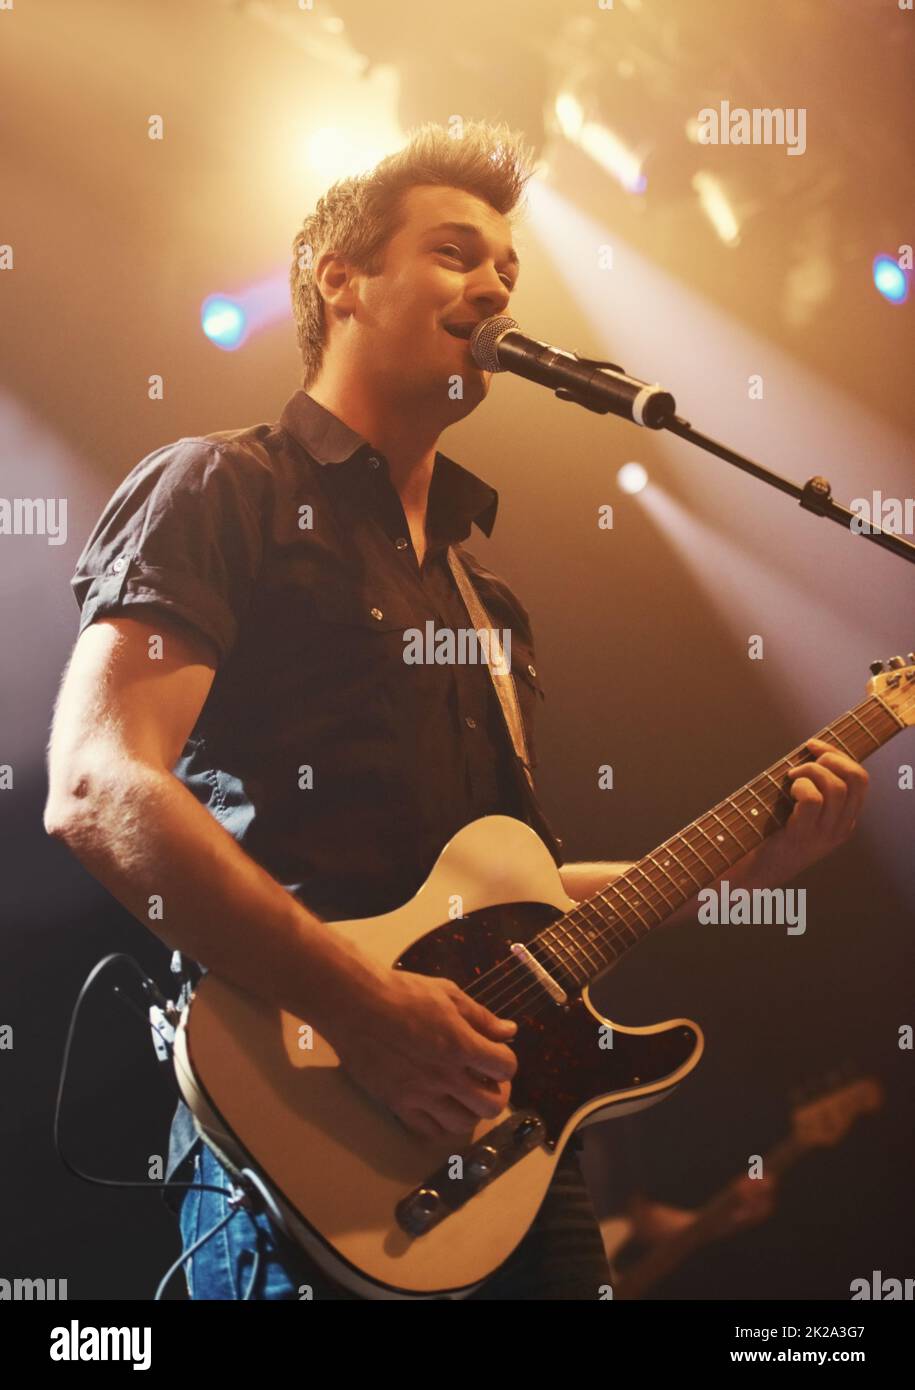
453;996;519;1081
806;750;869;820
787;762;847;836
422;1092;485;1135
400;1106;445;1140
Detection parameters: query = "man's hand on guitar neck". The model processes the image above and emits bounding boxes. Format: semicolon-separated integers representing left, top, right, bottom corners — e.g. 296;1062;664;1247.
560;740;869;926
726;738;869;894
770;737;869;878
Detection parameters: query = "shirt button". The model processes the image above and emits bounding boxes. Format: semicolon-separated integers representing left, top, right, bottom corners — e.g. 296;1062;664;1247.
367;455;381;469
527;663;537;678
394;537;409;550
108;553;129;574
465;715;477;730
369;606;384;621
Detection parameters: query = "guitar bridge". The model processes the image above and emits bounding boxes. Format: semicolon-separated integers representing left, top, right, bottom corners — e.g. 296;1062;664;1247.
395;1112;548;1237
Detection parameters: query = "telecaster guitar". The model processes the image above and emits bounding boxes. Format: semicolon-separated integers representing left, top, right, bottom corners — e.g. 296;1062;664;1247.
173;656;914;1299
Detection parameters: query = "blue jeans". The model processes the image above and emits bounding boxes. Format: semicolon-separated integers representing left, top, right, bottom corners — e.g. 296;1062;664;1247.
179;1140;611;1300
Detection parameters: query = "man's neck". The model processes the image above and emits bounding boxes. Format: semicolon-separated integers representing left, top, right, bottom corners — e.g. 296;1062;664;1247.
306;377;442;524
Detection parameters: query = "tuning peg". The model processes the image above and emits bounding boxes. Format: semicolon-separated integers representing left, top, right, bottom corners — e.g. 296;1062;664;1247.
869;660;885;675
907;653;915;664
887;655;906;669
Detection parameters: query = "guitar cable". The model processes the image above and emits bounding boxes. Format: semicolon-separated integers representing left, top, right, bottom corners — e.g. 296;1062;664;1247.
53;952;269;1299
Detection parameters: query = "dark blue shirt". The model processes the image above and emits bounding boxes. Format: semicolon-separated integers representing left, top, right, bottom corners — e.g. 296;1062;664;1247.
70;389;562;1214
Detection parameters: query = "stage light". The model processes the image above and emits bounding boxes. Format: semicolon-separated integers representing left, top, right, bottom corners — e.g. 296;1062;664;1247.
692;172;741;247
305;124;395;180
617;462;649;494
201;296;247;351
554;92;646;194
872;255;909;305
554;93;585;140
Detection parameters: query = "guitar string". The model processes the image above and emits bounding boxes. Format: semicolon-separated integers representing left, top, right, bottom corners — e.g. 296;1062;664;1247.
472;687;912;1024
444;689;911;1024
466;711;867;1016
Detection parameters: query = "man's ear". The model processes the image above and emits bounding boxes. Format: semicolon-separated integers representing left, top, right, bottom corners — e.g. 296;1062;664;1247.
314;250;358;323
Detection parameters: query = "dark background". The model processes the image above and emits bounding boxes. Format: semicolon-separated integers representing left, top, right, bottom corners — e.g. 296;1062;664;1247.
1;0;912;1300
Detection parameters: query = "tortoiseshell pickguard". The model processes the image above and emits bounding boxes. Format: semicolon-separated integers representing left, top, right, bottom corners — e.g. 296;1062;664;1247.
397;903;699;1143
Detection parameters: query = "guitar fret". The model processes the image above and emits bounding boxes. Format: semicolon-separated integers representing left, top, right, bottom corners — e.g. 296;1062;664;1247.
567;908;611;974
761;769;794;812
693;819;732;867
596;891;641;944
872;692;906;731
726;796;765;843
677;831;715;876
561;930;594;984
613;882;658;931
744;783;780;828
626;869;667;923
572;898;627;963
541;926;585;985
663;842;703;892
847;710;881;749
707;810;746;857
644;854;685;909
825;727;855;758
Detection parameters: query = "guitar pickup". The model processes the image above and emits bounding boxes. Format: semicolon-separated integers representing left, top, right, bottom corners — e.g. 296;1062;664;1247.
509;941;568;1005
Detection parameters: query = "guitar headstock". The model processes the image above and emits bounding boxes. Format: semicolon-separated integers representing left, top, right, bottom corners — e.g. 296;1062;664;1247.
793;1078;884;1150
867;654;915;725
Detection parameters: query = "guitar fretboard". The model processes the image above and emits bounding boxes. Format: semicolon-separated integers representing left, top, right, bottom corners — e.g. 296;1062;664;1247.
531;690;906;990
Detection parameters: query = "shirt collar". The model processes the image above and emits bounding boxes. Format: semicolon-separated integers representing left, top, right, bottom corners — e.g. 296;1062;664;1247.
279;388;499;541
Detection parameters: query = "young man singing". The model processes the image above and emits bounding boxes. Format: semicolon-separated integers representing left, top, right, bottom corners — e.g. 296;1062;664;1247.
44;121;868;1300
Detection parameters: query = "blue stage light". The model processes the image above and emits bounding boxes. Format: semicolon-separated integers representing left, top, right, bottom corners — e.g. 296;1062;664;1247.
872;255;909;305
202;296;248;349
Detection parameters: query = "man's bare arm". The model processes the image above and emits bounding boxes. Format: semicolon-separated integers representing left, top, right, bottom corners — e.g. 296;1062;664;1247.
43;614;380;1037
44;613;518;1137
559;862;632;900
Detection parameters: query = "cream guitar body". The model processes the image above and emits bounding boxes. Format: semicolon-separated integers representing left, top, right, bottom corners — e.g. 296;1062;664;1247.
174;815;702;1299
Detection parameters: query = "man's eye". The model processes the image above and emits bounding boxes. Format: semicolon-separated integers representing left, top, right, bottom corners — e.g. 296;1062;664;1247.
437;245;514;290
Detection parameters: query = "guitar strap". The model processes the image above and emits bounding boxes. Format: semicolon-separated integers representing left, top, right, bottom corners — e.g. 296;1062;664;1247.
446;545;565;868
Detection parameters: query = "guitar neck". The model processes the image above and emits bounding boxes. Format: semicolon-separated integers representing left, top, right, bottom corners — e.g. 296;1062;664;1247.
615;1133;804;1300
536;690;906;990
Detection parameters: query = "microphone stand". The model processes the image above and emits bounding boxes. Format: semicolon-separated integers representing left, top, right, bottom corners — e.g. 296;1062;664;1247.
555;363;915;567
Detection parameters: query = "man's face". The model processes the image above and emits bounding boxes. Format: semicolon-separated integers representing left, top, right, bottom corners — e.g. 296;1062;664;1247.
350;184;520;412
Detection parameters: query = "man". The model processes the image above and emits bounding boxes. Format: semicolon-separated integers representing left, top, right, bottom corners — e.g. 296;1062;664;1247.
44;120;868;1300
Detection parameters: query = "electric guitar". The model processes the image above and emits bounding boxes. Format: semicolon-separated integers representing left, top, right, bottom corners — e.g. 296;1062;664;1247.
611;1075;884;1299
173;656;914;1299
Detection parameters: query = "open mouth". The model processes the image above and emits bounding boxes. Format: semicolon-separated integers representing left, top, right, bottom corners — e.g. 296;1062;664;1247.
442;322;475;340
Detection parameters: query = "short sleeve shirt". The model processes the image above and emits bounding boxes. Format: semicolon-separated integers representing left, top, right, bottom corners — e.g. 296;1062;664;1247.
70;388;560;1211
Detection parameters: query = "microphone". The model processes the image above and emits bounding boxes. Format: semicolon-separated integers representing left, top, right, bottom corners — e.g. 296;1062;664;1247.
469;315;676;429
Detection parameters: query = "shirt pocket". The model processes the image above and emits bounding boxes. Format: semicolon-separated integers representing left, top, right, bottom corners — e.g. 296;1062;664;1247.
298;582;426;780
304;582;423;694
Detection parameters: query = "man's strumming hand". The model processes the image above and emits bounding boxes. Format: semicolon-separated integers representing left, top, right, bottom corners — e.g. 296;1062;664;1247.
326;960;518;1140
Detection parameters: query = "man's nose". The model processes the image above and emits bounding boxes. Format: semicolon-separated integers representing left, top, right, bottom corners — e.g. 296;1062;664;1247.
468;268;512;318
